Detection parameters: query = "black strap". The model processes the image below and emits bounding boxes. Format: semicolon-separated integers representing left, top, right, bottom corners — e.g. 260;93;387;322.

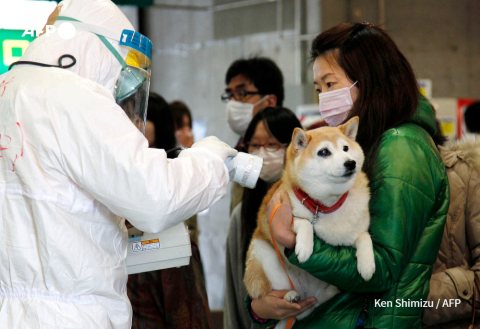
8;54;76;71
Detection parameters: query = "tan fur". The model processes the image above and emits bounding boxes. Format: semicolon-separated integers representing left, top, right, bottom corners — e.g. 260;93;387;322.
244;117;374;311
245;181;282;299
286;125;360;191
244;126;351;299
244;252;272;299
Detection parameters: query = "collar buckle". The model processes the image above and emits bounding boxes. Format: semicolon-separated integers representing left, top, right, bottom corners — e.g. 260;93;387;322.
311;205;319;225
301;196;308;205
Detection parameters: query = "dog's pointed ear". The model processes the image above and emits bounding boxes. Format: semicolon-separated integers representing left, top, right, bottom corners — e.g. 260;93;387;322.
339;116;359;140
292;128;308;151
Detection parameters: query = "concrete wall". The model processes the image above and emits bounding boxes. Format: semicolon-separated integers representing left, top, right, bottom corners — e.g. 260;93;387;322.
142;0;480;310
321;0;480;98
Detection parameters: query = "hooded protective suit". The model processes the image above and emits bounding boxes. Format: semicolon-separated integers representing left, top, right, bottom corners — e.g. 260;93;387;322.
0;0;235;328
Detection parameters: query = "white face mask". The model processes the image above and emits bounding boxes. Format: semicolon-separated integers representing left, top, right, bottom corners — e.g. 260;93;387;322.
227;95;269;136
250;147;285;183
318;81;358;127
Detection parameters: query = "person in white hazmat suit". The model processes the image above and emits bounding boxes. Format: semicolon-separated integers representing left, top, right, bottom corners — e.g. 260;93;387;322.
0;0;237;328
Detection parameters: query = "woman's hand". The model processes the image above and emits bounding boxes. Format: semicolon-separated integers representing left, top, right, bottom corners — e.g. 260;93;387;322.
267;188;296;249
251;290;317;320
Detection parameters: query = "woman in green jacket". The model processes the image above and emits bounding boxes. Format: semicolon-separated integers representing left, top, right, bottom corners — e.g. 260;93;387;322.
248;22;450;328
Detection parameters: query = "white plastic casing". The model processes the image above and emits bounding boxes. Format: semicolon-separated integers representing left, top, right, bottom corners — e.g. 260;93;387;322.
126;222;191;274
225;152;263;189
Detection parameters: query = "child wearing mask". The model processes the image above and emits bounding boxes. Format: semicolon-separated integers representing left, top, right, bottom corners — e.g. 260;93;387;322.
224;107;302;329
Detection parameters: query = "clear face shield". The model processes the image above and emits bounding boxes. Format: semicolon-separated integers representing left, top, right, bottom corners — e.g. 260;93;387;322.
114;31;152;134
54;18;153;134
116;72;150;133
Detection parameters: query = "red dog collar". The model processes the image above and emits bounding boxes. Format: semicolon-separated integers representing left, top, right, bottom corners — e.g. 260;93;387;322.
293;186;348;216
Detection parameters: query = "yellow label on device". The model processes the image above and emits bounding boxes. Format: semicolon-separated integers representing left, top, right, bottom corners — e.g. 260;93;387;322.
142;239;159;245
132;239;160;252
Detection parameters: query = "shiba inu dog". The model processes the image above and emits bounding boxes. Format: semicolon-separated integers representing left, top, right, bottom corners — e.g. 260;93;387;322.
244;117;374;327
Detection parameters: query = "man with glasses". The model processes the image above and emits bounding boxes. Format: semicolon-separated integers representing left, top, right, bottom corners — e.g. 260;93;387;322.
222;57;285;212
222;57;284;139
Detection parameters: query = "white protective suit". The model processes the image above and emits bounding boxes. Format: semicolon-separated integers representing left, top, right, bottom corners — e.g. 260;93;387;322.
0;0;234;328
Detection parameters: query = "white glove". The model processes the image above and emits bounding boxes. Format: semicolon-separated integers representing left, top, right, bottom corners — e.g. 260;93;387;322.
190;136;238;162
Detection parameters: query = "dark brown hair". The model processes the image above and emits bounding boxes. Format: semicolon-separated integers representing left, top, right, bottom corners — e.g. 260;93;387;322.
169;100;192;130
147;93;177;159
311;22;419;174
226;57;284;106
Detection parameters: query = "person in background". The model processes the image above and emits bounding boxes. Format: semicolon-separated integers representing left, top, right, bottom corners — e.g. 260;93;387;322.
144;94;177;153
127;93;212;329
224;107;302;329
168;100;201;246
422;123;480;328
222;57;285;213
464;101;480;140
250;22;449;328
170;100;194;148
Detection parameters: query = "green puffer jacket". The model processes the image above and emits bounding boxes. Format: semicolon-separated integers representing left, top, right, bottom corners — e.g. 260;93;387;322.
285;97;450;328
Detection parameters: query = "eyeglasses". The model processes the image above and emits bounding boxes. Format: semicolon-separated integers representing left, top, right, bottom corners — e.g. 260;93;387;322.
221;89;263;103
245;142;287;152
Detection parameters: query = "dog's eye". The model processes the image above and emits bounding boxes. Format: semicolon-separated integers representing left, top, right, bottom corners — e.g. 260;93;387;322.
343;146;349;152
317;148;331;157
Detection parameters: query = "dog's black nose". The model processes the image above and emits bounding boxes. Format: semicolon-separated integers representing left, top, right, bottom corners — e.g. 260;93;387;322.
344;160;356;170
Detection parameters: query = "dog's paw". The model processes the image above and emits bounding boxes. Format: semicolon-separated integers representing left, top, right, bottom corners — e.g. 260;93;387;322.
355;232;375;281
357;254;375;281
295;238;313;263
284;290;301;303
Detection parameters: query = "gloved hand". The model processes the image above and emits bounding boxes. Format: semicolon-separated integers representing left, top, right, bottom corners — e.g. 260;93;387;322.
190;136;238;162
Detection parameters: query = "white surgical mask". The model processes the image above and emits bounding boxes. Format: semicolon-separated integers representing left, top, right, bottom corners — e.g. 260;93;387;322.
319;81;358;127
227;96;269;136
250;147;285;183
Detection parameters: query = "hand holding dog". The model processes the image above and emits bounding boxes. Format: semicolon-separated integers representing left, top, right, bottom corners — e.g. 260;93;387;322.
251;290;317;320
267;188;296;249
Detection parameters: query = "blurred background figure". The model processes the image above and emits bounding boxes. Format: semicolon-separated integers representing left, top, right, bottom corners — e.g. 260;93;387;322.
128;92;211;329
144;93;177;153
170;100;195;148
224;106;302;329
463;101;480;140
